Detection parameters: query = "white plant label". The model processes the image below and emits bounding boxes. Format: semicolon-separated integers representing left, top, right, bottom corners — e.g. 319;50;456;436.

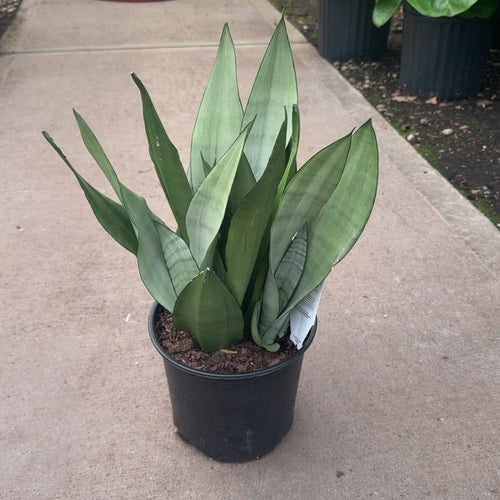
290;282;324;349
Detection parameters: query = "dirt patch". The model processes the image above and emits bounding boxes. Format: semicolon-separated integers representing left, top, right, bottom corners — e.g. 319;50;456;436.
273;0;500;228
155;308;298;373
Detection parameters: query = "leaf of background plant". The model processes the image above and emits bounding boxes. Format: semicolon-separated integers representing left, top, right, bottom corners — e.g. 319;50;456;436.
186;124;252;268
42;131;138;255
132;73;193;240
189;24;244;193
173;269;244;352
372;0;402;27
224;118;287;305
409;0;477;17
457;0;498;17
242;17;297;180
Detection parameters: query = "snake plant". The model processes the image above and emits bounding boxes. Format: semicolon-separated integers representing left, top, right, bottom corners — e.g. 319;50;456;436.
43;19;378;353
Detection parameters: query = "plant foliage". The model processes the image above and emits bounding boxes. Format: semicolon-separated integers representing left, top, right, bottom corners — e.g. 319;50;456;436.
43;19;378;352
372;0;499;26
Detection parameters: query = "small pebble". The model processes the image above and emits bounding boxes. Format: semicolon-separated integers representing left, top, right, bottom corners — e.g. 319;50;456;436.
441;128;454;136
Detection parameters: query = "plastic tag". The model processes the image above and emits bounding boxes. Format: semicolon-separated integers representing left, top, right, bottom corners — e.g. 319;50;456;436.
290;282;324;349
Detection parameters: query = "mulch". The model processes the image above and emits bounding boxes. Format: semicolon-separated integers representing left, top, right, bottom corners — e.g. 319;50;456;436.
155;308;298;374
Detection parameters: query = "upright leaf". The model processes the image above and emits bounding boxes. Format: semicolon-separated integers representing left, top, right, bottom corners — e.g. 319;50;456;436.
189;24;243;192
258;122;378;346
73;110;125;201
227;153;256;215
278;105;300;196
186;124;252;268
132;73;193;240
257;224;307;338
118;187;198;311
274;224;307;310
288;120;378;306
242;17;298;180
256;268;280;337
224;118;288;304
60;112;198;310
173;269;244;352
42;131;138;255
269;133;352;275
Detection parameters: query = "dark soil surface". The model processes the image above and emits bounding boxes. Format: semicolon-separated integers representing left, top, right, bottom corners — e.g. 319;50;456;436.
155;308;298;373
272;0;500;228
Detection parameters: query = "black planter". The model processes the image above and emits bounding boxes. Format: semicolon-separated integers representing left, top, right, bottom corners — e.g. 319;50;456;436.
400;3;494;99
148;302;317;462
490;8;500;49
318;0;390;61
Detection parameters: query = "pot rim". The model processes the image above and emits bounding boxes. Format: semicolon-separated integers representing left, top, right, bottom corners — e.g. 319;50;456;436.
148;301;317;380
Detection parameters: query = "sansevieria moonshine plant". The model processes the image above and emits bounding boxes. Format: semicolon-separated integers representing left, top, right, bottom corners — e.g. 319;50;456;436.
43;18;378;354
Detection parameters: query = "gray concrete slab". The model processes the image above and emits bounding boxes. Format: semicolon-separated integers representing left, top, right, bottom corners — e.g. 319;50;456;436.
1;1;499;499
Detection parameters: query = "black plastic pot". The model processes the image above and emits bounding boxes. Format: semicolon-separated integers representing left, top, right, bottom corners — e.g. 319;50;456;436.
490;8;500;49
318;0;390;61
148;302;317;462
400;3;494;99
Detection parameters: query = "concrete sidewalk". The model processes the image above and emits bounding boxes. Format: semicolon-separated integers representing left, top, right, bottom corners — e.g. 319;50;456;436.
1;0;499;498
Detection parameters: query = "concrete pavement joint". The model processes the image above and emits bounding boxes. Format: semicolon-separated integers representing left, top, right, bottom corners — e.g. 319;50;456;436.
0;39;309;57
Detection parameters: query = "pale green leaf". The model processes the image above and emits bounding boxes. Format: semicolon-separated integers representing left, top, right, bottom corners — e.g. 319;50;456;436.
259;132;351;336
278;105;300;196
274;224;307;310
257;268;280;334
186;124;252;268
250;299;280;352
173;269;244;352
288;120;379;309
189;24;243;192
260;121;378;346
154;220;200;296
42;131;138;255
227;153;256;215
73;110;124;201
258;225;307;341
132;73;193;240
242;17;298;180
119;186;198;312
58;111;198;310
269;133;352;274
224;118;287;304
